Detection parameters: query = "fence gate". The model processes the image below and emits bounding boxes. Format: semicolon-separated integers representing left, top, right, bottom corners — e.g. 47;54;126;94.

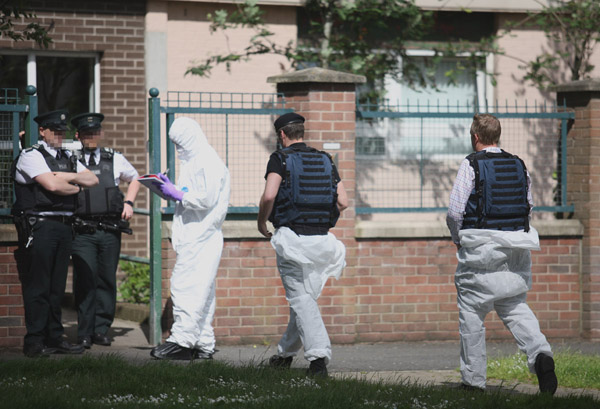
146;89;291;344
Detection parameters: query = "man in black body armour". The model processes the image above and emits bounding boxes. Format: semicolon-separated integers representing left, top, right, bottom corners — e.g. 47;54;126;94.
12;109;99;357
446;114;557;394
70;112;140;349
258;112;348;377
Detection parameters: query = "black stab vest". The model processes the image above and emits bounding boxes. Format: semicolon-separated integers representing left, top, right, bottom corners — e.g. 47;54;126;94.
462;149;530;232
11;144;78;214
75;148;124;218
269;145;340;229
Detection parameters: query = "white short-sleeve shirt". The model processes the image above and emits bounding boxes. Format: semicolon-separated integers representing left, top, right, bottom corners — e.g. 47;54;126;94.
15;140;88;184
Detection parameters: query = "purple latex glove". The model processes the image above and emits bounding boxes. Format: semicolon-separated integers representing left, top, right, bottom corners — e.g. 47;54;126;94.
153;173;185;201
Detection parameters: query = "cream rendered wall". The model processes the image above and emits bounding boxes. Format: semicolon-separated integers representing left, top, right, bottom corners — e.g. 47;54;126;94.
495;13;600;102
166;2;296;93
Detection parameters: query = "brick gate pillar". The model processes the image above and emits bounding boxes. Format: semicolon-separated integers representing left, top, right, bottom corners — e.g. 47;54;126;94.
556;79;600;340
267;67;365;343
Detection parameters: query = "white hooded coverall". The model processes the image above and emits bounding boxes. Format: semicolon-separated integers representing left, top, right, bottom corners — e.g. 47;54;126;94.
447;148;552;389
166;117;230;353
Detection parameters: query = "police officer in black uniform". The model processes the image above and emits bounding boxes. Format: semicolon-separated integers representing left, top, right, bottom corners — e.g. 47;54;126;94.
12;109;99;357
70;112;140;349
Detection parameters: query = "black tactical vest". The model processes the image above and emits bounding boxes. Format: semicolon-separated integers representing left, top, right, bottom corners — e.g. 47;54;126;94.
11;144;78;215
269;145;340;229
462;149;530;232
75;148;124;218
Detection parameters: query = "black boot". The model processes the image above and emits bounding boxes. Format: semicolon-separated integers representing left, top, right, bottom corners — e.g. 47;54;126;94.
268;355;293;369
307;358;328;377
193;348;214;360
150;342;194;361
535;353;558;395
23;343;55;358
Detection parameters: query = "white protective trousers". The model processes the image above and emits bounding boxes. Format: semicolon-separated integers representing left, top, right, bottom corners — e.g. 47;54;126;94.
167;234;221;351
271;227;346;363
165;117;230;352
455;227;552;389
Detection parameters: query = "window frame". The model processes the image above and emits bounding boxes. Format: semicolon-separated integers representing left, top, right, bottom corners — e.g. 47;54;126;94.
1;50;101;112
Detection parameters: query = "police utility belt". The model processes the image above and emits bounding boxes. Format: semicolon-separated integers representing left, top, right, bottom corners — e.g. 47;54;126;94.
13;213;74;249
72;216;133;235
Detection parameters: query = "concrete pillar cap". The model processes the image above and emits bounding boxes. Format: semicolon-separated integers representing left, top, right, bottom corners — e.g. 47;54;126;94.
552;78;600;93
267;67;366;84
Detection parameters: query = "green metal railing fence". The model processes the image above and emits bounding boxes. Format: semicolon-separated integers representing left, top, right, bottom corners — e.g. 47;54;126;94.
147;89;291;343
0;86;38;216
355;99;575;214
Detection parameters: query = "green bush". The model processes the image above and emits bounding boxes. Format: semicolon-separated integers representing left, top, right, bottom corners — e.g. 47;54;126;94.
118;261;150;304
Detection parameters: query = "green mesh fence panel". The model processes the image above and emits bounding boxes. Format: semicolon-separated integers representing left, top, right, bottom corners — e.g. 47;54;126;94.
356;100;573;213
0;89;21;215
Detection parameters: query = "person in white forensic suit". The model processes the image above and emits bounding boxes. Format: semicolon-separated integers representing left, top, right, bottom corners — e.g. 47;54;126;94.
150;117;230;361
446;113;557;394
257;112;348;377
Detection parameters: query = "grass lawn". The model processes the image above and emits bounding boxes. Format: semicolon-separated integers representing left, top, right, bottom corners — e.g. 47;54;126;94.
488;351;600;390
0;353;598;409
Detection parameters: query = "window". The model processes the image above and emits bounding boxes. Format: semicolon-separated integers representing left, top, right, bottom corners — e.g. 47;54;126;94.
356;52;493;160
0;52;100;118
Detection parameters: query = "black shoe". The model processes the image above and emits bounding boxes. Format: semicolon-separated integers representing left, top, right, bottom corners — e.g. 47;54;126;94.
268;355;293;369
78;336;92;349
459;383;485;393
46;339;85;354
92;333;111;346
535;353;558;395
307;357;328;377
23;343;55;358
150;342;194;361
193;348;214;360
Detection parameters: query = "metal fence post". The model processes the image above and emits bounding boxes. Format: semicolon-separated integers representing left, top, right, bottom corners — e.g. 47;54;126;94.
561;117;568;207
23;86;37;149
148;88;162;345
165;113;175;208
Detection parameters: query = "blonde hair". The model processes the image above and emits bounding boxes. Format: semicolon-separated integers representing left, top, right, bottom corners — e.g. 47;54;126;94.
470;114;501;145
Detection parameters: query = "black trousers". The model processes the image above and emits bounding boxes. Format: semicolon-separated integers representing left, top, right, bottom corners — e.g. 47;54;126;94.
72;229;121;338
15;218;73;346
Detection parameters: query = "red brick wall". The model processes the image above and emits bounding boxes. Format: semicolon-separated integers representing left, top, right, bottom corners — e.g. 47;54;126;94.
0;0;148;257
0;230;583;349
157;235;582;345
0;244;24;348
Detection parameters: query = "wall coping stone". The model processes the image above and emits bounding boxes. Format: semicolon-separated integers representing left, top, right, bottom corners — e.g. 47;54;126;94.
267;67;366;84
0;219;585;242
157;218;584;240
553;79;600;93
355;219;583;239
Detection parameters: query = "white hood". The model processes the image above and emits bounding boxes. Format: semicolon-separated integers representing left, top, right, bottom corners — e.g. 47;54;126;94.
168;117;208;162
